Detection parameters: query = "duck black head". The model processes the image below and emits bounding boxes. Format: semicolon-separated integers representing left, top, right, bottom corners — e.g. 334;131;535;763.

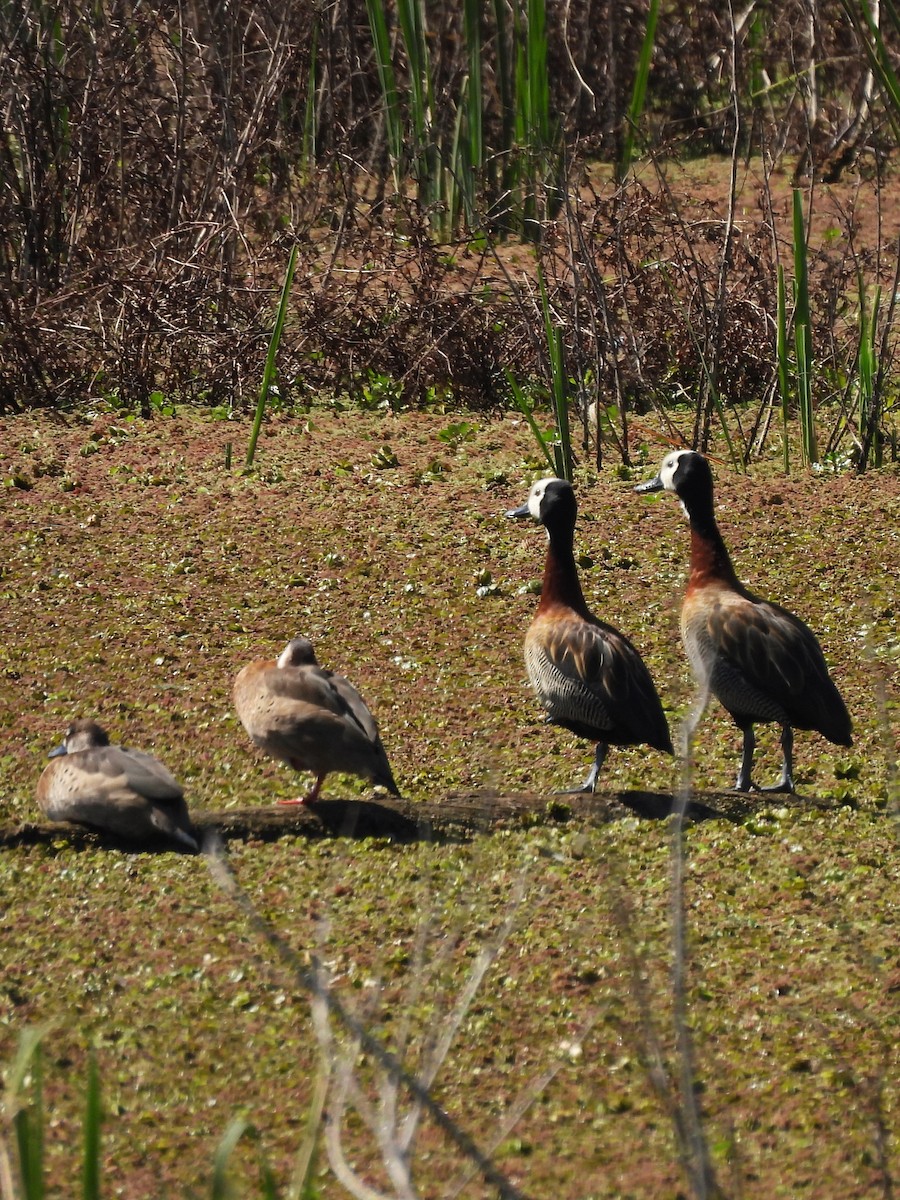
635;450;715;520
506;477;577;537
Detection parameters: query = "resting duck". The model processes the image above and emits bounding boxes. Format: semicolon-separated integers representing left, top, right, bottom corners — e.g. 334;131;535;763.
636;450;852;791
36;719;198;850
507;477;673;791
233;636;400;804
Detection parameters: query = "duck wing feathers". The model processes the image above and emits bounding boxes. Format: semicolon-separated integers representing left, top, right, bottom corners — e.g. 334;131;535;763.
690;590;852;743
36;747;196;847
525;611;673;752
234;660;399;792
250;662;382;747
264;663;379;741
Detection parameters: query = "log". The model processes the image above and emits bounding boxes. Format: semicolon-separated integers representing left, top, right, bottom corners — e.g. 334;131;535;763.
0;787;830;852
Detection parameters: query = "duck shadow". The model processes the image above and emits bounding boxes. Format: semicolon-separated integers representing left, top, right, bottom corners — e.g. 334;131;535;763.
613;789;734;823
612;788;840;823
3;789;838;854
197;797;437;846
301;798;432;842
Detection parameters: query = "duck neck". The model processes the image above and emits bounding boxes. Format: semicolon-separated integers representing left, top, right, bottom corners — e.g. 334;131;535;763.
538;525;590;616
688;508;739;588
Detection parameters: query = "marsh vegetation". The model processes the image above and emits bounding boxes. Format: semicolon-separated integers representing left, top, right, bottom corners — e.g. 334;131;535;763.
1;1;899;1196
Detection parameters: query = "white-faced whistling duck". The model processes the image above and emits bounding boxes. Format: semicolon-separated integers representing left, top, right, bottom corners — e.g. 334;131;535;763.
636;450;852;792
507;477;673;792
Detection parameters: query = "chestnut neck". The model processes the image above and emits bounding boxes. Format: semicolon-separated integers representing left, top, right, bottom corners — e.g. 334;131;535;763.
537;521;591;617
686;505;740;589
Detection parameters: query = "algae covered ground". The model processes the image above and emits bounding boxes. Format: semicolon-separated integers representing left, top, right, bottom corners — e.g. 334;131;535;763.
0;406;898;1198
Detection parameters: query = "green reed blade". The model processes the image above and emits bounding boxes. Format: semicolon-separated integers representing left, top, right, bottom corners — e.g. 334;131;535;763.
791;189;817;464
842;0;900;138
526;0;550;147
505;369;558;475
246;243;298;469
13;1043;45;1200
776;263;791;473
463;0;484;171
301;20;318;173
81;1052;101;1200
538;266;573;481
211;1116;252;1200
364;0;404;184
620;0;660;179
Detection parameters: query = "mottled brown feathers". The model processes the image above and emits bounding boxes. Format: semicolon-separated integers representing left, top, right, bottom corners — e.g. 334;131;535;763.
36;720;197;850
233;640;399;804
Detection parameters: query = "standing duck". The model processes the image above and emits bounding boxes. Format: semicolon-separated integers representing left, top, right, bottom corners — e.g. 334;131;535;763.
507;477;673;791
36;719;198;850
635;450;852;791
233;636;400;804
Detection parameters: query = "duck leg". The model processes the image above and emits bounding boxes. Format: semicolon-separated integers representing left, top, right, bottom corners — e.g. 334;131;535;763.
278;772;325;806
564;743;608;794
735;726;756;792
759;726;796;794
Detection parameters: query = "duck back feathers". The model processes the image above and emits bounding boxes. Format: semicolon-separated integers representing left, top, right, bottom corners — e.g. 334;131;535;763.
683;586;852;744
525;611;673;752
233;638;399;799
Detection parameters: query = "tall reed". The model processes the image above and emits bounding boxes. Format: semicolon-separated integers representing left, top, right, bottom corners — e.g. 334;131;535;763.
538;267;574;481
2;1027;102;1200
505;370;559;477
362;0;562;238
776;264;792;473
82;1053;101;1200
619;0;661;179
791;189;818;465
365;0;404;190
245;245;299;470
843;0;900;136
855;280;882;468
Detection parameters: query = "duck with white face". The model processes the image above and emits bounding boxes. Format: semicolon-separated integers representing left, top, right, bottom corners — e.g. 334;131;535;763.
636;450;852;792
507;477;673;792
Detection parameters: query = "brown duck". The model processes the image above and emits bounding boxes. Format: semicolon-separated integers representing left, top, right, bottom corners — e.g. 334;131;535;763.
36;719;197;850
507;477;673;791
636;450;852;791
233;636;400;804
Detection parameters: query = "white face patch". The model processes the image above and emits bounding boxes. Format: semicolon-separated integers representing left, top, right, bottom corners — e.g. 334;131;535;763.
528;477;554;521
277;638;317;669
658;450;690;493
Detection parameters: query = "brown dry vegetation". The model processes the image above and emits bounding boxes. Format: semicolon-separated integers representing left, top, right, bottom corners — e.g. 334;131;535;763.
2;0;899;456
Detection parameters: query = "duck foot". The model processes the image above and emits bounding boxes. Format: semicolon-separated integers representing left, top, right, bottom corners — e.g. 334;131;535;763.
558;744;607;795
277;796;312;807
733;780;796;796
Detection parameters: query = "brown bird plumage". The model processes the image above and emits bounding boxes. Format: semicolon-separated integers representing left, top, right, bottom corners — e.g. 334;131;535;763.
233;637;400;804
36;719;197;850
636;450;852;791
507;478;673;791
